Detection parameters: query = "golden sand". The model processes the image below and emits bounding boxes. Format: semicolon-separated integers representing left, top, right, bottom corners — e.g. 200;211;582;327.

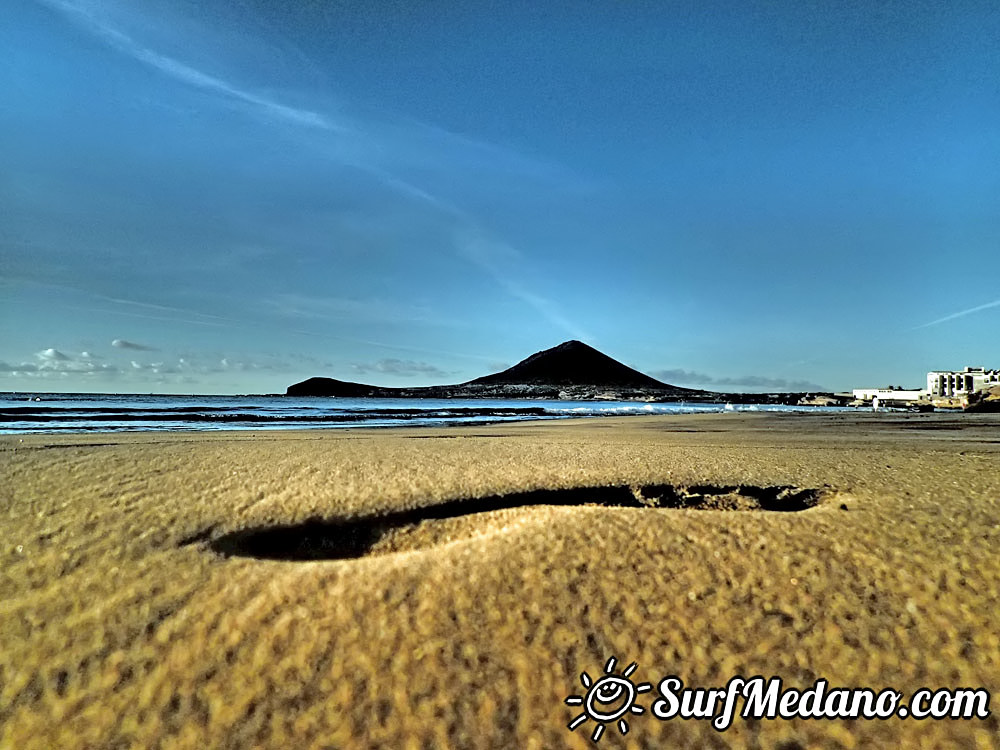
2;412;999;749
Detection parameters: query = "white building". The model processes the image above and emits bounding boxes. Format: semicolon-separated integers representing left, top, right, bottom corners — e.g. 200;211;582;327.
926;367;1000;397
852;387;926;404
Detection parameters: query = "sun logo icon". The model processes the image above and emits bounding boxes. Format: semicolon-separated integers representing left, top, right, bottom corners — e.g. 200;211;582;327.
565;656;652;742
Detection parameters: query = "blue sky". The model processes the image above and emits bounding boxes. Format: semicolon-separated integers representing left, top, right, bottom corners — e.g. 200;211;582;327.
2;0;998;394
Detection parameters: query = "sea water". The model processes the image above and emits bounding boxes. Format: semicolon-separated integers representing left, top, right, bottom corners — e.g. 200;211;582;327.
0;392;849;434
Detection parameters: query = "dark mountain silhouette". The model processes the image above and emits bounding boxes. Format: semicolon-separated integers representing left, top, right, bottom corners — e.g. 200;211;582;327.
286;340;700;399
468;340;673;389
285;377;380;398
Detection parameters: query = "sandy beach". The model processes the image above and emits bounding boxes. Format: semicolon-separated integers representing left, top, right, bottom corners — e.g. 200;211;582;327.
2;412;999;749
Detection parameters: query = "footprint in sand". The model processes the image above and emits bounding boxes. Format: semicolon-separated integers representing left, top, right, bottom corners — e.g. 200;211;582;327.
188;483;833;562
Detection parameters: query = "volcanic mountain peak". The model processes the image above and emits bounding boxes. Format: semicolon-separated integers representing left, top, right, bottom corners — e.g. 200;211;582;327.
467;340;671;389
286;340;699;397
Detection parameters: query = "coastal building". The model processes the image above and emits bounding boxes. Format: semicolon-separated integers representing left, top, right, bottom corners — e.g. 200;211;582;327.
926;367;1000;397
852;387;927;405
850;367;999;409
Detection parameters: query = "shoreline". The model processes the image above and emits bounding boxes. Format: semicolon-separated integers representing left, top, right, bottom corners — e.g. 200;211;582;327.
0;401;969;437
3;413;999;748
0;405;987;437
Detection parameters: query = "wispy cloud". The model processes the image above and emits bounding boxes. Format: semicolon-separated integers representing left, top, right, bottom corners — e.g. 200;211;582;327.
32;0;589;362
351;359;450;379
264;293;445;327
456;231;591;342
716;375;827;391
652;368;826;392
36;0;563;187
99;295;242;325
654;368;713;384
913;298;1000;329
9;277;252;331
351;173;590;340
38;0;343;132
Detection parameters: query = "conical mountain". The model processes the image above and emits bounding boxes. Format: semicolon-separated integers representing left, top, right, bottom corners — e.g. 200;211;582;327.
287;340;697;397
467;340;673;389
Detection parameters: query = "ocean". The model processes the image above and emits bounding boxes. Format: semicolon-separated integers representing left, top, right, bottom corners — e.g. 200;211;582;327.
0;392;847;434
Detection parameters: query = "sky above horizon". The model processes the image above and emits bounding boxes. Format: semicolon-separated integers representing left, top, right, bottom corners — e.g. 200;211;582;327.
2;0;998;394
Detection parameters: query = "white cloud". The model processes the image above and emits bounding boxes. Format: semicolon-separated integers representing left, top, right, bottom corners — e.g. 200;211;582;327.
0;349;121;378
36;348;70;362
2;362;38;374
1;344;305;387
112;338;157;351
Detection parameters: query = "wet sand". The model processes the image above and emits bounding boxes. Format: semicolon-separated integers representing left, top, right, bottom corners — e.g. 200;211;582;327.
2;412;999;749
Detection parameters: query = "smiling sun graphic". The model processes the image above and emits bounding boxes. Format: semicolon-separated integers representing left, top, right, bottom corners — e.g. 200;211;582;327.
565;656;653;742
